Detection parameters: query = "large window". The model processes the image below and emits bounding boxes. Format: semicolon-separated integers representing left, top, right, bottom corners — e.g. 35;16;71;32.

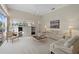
0;13;7;41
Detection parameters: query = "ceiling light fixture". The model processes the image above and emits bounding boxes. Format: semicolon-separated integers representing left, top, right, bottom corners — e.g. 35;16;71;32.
51;8;55;10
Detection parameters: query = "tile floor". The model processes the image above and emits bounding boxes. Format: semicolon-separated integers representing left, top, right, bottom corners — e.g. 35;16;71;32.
0;36;55;54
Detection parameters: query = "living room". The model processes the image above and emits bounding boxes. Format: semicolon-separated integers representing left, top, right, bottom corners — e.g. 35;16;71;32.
0;4;79;54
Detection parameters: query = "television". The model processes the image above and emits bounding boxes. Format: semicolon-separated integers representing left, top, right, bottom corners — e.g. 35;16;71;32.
18;27;23;31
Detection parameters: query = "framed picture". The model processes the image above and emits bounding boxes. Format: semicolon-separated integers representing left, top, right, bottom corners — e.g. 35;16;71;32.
50;20;60;28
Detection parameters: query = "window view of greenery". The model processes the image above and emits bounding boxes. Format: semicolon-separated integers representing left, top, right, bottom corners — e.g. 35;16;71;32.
0;13;7;46
0;14;4;32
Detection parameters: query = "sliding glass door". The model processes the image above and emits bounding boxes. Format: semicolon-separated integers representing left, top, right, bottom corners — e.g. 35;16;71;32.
0;13;7;43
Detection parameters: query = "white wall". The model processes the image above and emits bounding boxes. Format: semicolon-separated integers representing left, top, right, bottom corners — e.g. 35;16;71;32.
40;5;79;33
9;9;42;36
9;5;79;35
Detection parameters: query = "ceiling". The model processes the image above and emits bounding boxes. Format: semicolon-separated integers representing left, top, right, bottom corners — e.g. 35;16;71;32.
7;4;68;15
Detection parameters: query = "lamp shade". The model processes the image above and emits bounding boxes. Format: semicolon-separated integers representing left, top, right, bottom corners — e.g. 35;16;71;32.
68;26;74;29
45;25;47;29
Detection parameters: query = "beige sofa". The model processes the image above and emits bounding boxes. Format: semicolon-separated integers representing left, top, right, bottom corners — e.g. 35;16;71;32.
50;39;72;54
45;29;64;41
50;35;79;54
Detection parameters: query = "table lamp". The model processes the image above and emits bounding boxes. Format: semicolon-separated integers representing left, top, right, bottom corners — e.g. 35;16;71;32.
45;25;47;32
68;26;74;37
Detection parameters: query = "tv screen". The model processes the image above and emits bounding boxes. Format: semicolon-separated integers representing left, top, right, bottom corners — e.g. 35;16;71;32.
18;27;23;31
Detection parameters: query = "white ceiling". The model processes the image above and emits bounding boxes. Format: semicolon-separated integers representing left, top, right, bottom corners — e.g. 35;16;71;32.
7;4;68;15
